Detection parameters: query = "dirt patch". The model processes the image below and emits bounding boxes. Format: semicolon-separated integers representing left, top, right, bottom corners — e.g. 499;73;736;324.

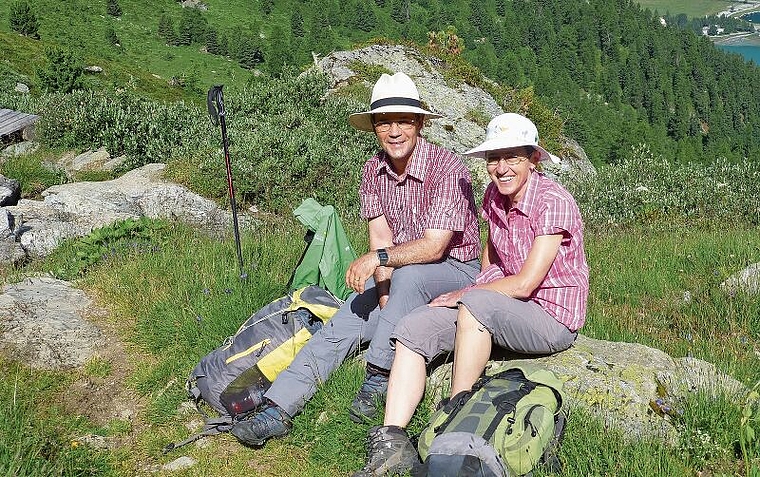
58;300;150;446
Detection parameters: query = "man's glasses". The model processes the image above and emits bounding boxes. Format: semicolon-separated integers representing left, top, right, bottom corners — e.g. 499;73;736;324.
485;154;529;167
373;118;417;133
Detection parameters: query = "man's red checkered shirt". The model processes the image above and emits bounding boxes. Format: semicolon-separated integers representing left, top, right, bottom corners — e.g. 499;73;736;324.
359;137;480;262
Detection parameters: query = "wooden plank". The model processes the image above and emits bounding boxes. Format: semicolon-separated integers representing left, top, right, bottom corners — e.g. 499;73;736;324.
0;108;40;137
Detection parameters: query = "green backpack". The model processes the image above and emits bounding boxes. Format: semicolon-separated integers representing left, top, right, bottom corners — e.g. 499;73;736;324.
416;362;566;477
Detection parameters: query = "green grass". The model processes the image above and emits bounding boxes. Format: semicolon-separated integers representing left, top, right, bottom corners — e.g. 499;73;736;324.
0;0;257;103
584;225;760;384
2;213;756;476
634;0;734;18
0;360;115;476
0;146;67;197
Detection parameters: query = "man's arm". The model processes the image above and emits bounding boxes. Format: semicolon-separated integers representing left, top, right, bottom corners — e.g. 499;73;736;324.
368;215;394;306
345;224;454;295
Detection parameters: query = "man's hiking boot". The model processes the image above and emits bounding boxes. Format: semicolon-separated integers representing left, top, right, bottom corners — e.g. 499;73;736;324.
352;425;419;477
350;371;389;423
230;403;292;447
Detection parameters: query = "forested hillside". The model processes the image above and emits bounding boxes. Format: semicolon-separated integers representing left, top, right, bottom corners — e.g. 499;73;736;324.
3;0;760;165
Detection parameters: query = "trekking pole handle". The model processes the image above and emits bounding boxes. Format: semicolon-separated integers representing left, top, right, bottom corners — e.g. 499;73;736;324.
207;85;226;126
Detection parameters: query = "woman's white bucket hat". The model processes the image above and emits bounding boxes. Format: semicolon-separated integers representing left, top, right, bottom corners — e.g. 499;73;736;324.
349;72;442;132
464;113;560;163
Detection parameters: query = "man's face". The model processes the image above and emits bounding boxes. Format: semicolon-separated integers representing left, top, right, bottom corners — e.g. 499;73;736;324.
485;147;537;202
373;113;422;164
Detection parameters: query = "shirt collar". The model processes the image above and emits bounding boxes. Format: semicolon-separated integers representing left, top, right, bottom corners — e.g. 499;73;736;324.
377;137;428;182
511;171;543;216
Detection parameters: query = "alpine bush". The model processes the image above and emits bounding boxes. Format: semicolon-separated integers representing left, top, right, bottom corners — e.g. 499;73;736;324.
8;1;39;38
564;144;760;228
174;70;377;216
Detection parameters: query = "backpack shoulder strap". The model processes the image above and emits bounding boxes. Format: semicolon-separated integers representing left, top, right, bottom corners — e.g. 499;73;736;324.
162;416;234;454
483;370;536;441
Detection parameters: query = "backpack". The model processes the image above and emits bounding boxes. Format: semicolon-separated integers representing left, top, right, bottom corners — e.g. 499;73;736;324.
163;285;341;452
415;362;566;477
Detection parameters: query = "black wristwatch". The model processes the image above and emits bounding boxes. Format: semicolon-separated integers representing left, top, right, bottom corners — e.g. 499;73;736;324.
377;248;389;266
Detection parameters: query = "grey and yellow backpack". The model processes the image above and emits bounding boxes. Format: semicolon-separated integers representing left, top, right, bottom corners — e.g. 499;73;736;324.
164;285;341;452
415;362;567;477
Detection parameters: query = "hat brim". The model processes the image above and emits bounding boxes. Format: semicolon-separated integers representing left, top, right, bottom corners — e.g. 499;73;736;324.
464;138;559;164
349;105;442;132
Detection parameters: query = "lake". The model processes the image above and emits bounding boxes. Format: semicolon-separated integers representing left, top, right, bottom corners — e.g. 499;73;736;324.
717;44;760;65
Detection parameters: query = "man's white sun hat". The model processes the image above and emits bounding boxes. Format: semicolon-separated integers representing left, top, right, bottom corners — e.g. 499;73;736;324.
464;113;560;163
349;72;442;132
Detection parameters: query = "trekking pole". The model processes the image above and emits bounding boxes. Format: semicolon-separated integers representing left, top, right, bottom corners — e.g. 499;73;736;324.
207;85;246;279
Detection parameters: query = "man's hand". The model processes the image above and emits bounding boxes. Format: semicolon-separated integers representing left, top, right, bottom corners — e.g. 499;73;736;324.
346;252;381;294
429;287;469;308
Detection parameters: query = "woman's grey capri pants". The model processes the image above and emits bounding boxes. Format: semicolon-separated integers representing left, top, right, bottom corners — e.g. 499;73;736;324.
391;288;577;362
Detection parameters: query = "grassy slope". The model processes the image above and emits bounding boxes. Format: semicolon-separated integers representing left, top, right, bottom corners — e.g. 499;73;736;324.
0;0;259;102
634;0;734;17
22;220;755;476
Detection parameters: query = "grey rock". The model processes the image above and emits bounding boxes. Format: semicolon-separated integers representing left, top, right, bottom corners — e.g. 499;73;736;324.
84;65;103;73
0;208;11;237
0;174;20;206
428;335;744;445
543;137;597;183
76;434;112;450
59;147;123;176
70;147;111;171
316;44;595;193
5;163;250;258
0;209;25;266
14;82;29;94
162;456;196;472
1;141;39;157
0;277;104;370
102;155;126;171
181;0;207;10
0;238;25;266
721;262;760;296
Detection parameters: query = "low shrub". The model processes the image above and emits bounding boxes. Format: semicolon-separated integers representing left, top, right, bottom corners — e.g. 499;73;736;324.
564;144;760;228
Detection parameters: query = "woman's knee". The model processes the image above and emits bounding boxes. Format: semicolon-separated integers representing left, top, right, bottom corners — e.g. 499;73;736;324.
457;305;487;333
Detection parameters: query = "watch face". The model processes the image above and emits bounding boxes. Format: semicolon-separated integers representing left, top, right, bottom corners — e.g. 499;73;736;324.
378;249;389;265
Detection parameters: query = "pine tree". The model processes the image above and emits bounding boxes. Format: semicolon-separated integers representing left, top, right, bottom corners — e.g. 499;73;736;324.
105;26;120;47
237;35;264;70
390;0;409;24
291;10;305;38
355;2;377;32
205;28;220;55
38;47;83;93
107;0;122;18
9;1;39;38
217;31;229;57
158;14;173;40
261;0;274;15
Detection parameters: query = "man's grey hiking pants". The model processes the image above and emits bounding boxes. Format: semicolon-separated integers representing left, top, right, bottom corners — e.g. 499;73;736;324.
264;257;479;417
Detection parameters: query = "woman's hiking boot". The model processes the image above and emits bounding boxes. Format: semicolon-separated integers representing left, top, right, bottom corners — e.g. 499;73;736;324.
352;425;419;477
350;370;389;422
230;403;292;447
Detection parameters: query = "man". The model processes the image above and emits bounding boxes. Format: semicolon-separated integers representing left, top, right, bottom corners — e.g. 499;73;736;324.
231;72;481;447
353;113;589;476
